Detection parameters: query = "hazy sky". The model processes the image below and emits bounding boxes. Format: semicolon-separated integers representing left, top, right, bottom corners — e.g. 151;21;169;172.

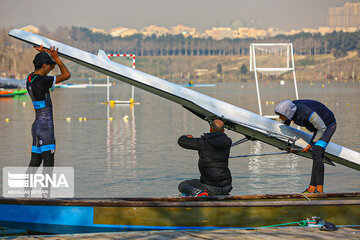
0;0;352;31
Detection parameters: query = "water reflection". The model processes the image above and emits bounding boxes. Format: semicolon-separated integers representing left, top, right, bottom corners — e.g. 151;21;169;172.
106;104;137;176
0;81;359;197
248;141;302;194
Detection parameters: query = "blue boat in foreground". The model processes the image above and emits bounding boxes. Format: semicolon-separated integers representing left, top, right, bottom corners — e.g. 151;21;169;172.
0;193;359;234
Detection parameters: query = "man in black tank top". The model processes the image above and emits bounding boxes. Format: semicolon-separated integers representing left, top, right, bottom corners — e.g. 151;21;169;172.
26;45;71;197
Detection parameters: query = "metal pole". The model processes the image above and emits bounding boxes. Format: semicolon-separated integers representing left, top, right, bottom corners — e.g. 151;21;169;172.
231;137;249;147
287;45;290;69
252;45;263;116
131;56;135;101
291;44;299;100
229;151;290;158
250;45;253;71
131;86;134;101
107;76;110;103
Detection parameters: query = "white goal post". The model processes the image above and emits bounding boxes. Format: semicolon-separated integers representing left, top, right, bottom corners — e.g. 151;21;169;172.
106;54;136;104
250;43;299;116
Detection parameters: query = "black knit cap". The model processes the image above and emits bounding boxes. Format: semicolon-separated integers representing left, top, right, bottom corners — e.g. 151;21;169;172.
33;52;56;67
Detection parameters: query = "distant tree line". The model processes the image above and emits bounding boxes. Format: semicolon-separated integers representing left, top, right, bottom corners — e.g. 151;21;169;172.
58;26;360;58
0;26;359;78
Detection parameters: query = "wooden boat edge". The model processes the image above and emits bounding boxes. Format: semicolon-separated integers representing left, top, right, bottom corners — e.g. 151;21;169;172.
0;192;359;207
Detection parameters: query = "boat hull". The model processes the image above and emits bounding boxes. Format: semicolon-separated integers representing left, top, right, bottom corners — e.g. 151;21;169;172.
0;193;359;234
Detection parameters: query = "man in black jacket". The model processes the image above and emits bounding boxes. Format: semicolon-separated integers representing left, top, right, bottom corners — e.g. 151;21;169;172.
177;119;233;197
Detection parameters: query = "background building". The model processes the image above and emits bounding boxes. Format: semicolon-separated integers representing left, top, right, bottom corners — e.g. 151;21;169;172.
170;24;197;36
142;25;170;37
233;27;267;39
109;27;138;37
328;2;360;29
204;27;233;40
20;25;40;34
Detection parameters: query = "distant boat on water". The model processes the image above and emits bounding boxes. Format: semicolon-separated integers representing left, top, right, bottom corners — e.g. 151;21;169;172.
182;80;216;88
0;89;27;97
54;83;112;89
0;77;27;97
0;77;25;89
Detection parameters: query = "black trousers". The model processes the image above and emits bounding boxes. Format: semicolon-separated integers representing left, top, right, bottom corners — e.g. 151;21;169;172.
310;123;336;186
28;151;54;167
178;179;232;196
25;151;54;197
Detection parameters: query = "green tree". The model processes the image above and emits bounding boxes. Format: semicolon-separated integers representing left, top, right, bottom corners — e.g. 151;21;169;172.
217;63;222;74
333;49;347;58
240;63;248;74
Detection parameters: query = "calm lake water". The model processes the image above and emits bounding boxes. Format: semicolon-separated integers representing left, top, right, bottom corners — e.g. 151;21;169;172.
0;79;359;197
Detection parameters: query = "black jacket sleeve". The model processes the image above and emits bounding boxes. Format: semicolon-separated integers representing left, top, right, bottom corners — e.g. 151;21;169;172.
177;135;201;150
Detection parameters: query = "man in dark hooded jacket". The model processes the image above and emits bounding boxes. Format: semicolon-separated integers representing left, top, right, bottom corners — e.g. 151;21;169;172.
274;99;336;193
177;119;232;197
